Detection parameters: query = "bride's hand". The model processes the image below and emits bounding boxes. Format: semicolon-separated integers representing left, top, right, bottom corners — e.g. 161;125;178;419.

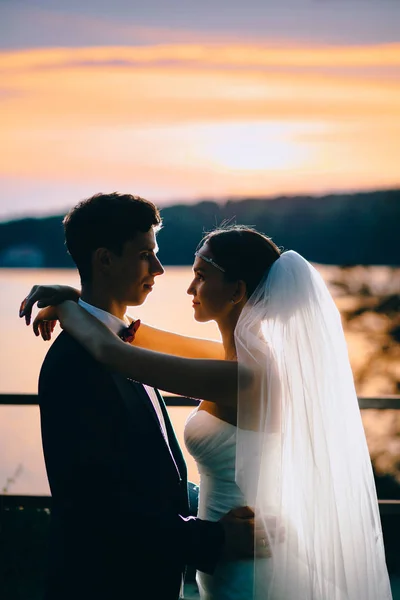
32;306;59;341
19;285;80;325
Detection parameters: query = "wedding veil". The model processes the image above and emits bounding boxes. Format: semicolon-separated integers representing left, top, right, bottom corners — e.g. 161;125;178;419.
235;250;392;599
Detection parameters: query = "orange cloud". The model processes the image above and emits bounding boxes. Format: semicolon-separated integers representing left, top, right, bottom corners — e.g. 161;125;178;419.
1;43;399;200
2;43;400;70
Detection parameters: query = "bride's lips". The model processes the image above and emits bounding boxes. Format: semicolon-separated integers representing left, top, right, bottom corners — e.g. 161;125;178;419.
143;282;154;291
192;301;200;307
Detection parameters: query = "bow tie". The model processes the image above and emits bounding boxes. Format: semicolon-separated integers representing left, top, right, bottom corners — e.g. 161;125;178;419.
119;319;141;343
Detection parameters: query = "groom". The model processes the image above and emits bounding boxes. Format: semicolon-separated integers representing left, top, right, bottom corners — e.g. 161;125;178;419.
29;193;254;600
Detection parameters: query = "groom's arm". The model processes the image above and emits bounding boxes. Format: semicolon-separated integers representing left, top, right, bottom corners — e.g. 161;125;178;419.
91;504;226;574
90;498;256;572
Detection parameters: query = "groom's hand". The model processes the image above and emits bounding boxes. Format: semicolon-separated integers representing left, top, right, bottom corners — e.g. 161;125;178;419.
219;506;271;561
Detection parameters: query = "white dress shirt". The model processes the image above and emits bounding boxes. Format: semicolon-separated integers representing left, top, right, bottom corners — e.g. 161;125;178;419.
78;299;169;445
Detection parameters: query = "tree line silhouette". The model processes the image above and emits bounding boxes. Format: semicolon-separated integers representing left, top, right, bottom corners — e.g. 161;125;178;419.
0;189;399;267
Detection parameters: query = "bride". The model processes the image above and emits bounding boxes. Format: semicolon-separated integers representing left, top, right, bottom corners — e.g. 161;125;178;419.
20;225;392;600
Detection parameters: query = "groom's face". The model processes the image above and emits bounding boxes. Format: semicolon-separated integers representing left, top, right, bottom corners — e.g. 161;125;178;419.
106;228;164;306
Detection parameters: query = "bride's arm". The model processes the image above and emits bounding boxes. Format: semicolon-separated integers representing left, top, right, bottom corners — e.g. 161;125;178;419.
58;301;246;406
133;323;224;359
21;284;223;359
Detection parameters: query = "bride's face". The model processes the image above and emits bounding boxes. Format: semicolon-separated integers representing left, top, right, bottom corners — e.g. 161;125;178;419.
187;244;237;323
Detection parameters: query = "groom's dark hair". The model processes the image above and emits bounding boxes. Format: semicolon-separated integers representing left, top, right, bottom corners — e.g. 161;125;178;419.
63;192;161;284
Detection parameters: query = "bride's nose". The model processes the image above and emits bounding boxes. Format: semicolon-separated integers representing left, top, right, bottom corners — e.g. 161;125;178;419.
187;280;196;296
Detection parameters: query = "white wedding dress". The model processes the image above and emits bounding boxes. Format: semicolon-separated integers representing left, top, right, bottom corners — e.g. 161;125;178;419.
185;408;261;600
184;251;392;600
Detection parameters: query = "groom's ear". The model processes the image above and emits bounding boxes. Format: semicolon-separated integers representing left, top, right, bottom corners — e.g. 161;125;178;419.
93;247;113;275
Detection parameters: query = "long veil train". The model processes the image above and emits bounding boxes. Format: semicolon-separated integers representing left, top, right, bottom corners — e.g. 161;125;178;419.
235;251;392;599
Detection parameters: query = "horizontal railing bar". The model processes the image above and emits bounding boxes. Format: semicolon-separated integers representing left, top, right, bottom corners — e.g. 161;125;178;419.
379;500;400;515
1;496;400;513
358;397;400;409
0;394;399;409
0;394;199;407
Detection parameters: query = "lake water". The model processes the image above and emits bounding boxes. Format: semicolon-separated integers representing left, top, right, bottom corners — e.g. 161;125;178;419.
0;266;399;495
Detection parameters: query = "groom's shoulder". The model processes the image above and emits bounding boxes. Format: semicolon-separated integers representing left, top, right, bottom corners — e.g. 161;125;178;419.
38;332;116;403
40;330;97;376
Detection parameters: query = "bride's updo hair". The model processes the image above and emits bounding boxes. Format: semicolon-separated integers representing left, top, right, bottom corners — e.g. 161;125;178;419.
197;225;281;297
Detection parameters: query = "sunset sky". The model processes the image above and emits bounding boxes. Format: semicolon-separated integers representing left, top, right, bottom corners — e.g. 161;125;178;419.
1;0;399;219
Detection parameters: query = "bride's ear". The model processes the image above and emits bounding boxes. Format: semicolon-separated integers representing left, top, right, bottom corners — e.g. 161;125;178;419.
231;280;247;305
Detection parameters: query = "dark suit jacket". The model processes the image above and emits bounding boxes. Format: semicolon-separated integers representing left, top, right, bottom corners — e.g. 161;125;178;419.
39;331;224;600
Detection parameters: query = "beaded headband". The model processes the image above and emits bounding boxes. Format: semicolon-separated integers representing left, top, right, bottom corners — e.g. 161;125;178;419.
194;251;226;273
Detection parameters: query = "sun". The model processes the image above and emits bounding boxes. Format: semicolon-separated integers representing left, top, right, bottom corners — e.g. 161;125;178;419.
203;122;315;172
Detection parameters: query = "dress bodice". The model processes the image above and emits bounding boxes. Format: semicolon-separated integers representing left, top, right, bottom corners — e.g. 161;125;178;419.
184;409;254;600
184;409;246;522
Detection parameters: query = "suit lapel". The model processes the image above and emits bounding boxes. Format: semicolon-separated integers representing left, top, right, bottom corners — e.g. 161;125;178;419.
155;390;188;483
155;390;190;515
111;373;160;429
111;374;184;482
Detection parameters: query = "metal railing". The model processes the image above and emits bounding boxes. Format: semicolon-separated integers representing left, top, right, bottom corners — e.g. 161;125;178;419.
1;394;399;591
1;394;400;408
1;394;399;514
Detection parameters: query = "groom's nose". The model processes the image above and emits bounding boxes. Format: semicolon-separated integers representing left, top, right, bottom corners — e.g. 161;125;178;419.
151;255;164;276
